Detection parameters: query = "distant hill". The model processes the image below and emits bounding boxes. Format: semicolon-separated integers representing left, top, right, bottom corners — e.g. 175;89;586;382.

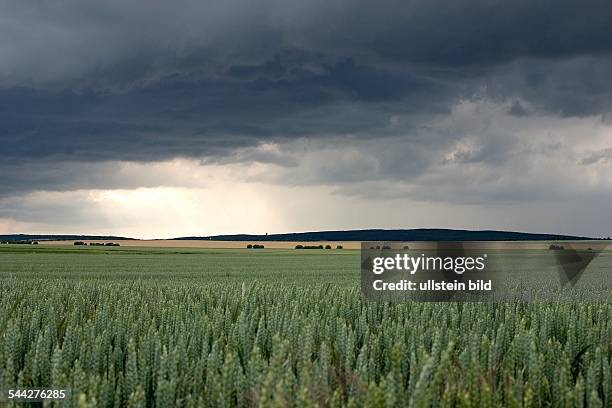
0;234;133;242
176;229;592;242
2;229;596;243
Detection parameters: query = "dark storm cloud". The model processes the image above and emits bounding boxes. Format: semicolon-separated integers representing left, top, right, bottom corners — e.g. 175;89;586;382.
345;0;612;65
1;0;612;195
482;56;612;117
5;0;610;82
0;56;449;163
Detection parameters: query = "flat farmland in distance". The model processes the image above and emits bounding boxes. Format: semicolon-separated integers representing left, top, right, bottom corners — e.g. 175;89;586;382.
0;244;359;284
36;239;612;250
38;239;363;249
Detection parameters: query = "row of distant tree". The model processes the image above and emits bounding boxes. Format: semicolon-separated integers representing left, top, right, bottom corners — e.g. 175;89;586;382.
245;244;345;249
295;244;343;249
247;244;343;249
74;242;120;246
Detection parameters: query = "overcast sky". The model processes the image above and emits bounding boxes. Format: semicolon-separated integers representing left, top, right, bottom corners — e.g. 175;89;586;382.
1;0;612;238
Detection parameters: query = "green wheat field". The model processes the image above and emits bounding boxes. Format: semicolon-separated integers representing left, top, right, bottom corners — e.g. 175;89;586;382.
0;244;610;407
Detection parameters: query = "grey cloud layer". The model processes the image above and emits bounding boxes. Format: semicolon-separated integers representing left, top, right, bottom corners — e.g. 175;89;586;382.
1;0;612;198
3;0;612;83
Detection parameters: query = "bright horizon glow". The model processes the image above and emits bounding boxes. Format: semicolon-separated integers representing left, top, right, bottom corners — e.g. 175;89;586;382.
1;183;608;239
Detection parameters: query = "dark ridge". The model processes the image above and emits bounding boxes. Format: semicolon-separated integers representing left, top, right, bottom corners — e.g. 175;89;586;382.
0;234;134;242
175;229;592;242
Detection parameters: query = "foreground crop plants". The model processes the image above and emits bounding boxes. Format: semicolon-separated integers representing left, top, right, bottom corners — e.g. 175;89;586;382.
0;246;610;407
